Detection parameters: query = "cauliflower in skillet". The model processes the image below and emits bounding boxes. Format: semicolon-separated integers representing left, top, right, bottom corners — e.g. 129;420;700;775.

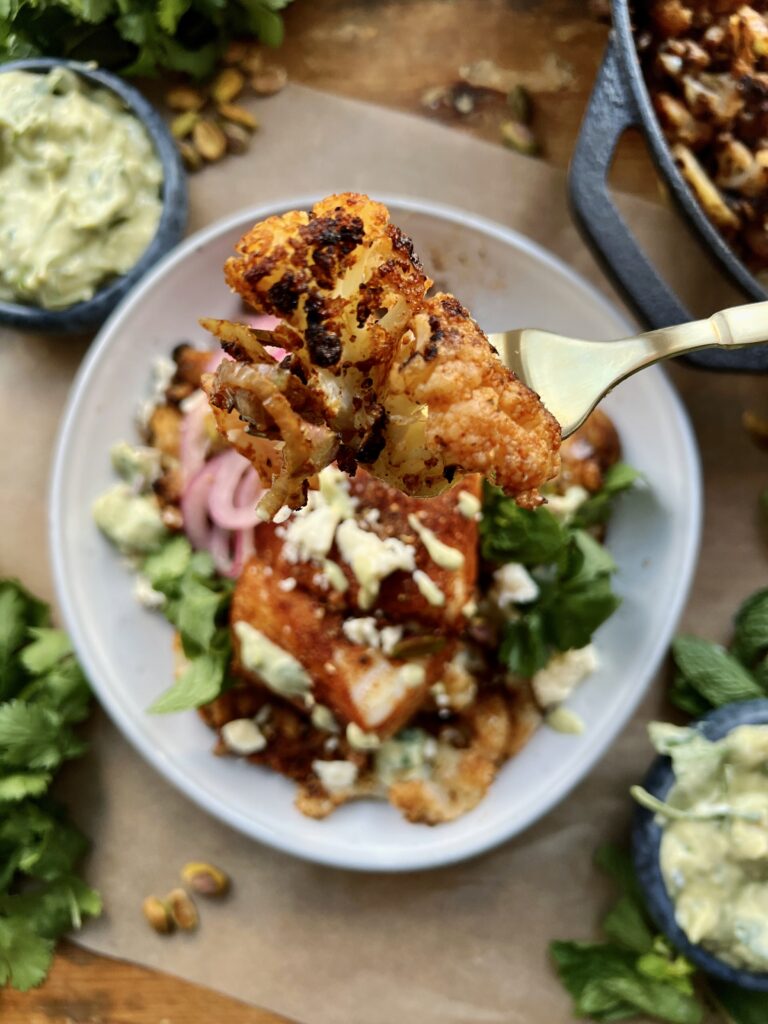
203;192;561;520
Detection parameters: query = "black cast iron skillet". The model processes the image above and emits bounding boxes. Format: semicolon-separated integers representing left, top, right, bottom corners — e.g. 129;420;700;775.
568;0;768;371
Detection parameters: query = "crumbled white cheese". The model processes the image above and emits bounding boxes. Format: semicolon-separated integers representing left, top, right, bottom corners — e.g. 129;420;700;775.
336;519;415;609
311;704;339;733
545;485;590;523
318;465;357;518
221;718;267;755
363;508;381;525
375;728;437;786
346;722;381;751
407;513;465;570
312;759;358;792
430;681;451;709
462;599;478;618
457;490;482;519
532;644;600;708
341;617;403;654
273;505;292;524
342;617;380;647
136;355;176;431
277;576;297;592
283;500;342;563
379;625;403;656
492;563;540;609
111;441;163;490
413;569;445;607
133;573;166;610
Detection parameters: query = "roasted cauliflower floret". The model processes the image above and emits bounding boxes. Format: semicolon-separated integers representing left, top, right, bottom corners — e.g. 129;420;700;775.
202;192;561;519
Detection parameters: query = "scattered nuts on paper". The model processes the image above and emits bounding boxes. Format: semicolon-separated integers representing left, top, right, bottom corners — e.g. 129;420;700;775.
167;888;199;931
181;861;230;897
142;895;174;934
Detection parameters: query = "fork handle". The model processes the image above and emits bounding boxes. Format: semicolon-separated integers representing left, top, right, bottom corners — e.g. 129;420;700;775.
640;299;768;355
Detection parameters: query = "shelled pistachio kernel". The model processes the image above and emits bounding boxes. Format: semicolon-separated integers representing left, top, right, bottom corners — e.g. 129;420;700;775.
212;67;245;104
165;85;205;112
217;102;259;131
500;119;539;155
171;110;199;139
178;140;203;172
193;119;227;162
181;861;230;897
142;895;173;934
167;887;199;930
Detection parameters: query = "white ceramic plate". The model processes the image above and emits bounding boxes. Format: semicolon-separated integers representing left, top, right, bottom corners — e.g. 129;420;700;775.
50;196;701;872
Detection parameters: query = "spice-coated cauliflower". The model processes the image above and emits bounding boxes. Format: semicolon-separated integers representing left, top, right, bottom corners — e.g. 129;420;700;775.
203;193;561;519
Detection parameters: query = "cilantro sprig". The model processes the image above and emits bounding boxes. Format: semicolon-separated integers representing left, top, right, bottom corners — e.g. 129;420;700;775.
0;579;101;991
0;0;295;78
140;535;236;714
481;478;630;677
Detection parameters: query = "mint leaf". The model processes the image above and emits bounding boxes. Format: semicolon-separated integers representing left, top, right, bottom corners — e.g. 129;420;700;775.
481;484;567;565
709;981;768;1023
550;941;702;1024
594;844;643;903
668;674;713;716
672;636;764;706
732;589;768;669
0;917;54;991
572;463;641;530
148;650;230;713
602;895;654;955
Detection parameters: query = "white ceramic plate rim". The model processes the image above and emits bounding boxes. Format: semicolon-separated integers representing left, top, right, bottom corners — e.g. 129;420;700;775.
50;194;703;872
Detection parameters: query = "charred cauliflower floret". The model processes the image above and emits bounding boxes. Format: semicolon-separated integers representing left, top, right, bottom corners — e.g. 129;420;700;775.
203;192;561;519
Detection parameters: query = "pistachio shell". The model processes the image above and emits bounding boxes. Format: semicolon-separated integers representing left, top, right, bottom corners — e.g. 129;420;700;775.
166;887;199;931
181;861;230;896
250;65;287;96
142;895;173;934
171;111;199;139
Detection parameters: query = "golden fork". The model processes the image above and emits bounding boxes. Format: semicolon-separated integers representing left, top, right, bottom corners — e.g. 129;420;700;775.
488;301;768;438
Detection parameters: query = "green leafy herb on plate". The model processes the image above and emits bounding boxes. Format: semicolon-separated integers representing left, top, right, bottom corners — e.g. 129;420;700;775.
141;535;236;713
0;579;101;991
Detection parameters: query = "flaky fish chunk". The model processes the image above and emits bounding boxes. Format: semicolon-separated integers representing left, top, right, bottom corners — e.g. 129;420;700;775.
203;192;561;518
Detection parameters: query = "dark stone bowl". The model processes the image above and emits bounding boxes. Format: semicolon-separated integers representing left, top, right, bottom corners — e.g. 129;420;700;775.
633;698;768;991
0;58;188;334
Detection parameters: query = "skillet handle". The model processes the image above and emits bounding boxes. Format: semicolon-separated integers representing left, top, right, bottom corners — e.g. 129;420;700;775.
568;41;690;331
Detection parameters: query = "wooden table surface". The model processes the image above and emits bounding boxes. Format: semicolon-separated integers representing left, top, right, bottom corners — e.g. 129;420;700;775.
1;1;667;1020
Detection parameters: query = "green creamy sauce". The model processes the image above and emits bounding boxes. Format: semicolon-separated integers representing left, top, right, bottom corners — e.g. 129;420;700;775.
639;722;768;972
0;68;163;309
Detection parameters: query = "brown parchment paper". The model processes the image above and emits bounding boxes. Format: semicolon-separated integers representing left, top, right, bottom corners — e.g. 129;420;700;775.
1;84;766;1024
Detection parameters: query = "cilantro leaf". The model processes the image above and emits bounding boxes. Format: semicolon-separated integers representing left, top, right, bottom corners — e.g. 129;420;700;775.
0;580;49;702
0;917;54;992
672;636;764;707
0;701;86;770
594;844;643;904
0;877;102;938
0;772;52;802
142;534;193;592
572;463;641;530
177;576;229;655
19;629;72;675
499;611;548;677
480;484;568;564
148;650;230;713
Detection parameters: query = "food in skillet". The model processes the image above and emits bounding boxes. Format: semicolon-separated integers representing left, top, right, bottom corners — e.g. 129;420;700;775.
94;337;638;824
201;192;561;520
636;1;768;275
